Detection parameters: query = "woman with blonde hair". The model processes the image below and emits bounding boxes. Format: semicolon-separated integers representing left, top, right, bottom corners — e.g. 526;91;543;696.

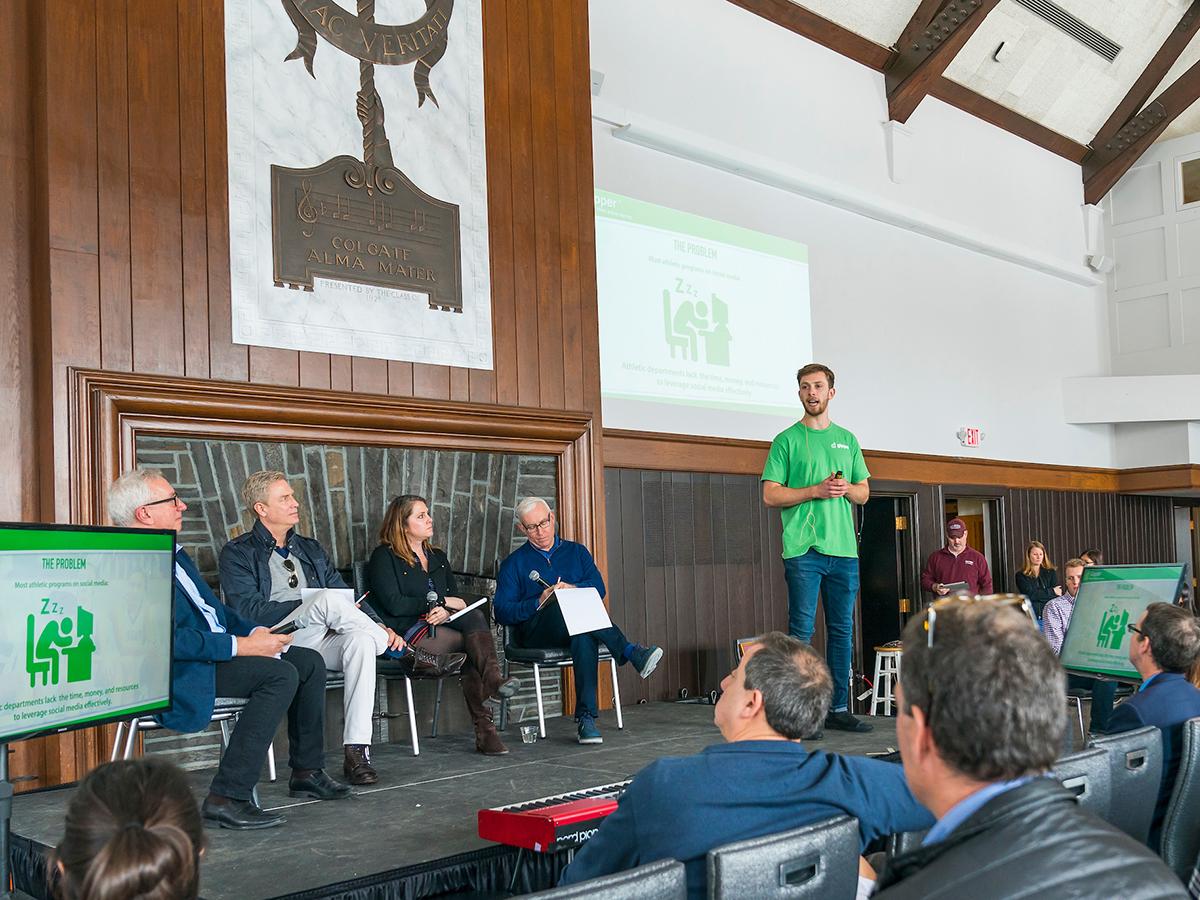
367;494;518;756
1014;540;1061;619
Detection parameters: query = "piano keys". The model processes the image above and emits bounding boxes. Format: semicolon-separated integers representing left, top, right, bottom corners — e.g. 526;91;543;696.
477;780;632;851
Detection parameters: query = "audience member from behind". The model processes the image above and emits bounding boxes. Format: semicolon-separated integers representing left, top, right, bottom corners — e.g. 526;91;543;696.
1080;548;1104;566
52;758;204;900
1108;603;1200;849
1014;540;1060;619
560;632;934;899
1044;558;1116;734
874;600;1183;899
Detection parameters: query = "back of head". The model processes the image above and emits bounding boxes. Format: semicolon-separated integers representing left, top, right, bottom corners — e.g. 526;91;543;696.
900;601;1065;781
1141;602;1200;674
743;632;832;739
53;759;203;900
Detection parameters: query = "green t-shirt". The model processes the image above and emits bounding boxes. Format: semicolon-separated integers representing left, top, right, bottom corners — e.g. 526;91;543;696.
761;421;870;560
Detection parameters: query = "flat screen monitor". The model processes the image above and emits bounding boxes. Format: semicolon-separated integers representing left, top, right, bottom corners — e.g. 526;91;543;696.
1058;563;1186;683
0;522;175;744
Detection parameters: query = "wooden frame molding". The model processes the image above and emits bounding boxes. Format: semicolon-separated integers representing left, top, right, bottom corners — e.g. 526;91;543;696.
603;428;1200;495
70;368;600;545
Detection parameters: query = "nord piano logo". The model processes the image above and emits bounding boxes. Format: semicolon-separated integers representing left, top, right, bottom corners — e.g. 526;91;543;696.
561;828;600;844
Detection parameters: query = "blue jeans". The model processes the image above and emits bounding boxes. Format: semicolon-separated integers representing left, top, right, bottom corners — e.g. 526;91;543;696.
516;603;629;720
784;550;860;712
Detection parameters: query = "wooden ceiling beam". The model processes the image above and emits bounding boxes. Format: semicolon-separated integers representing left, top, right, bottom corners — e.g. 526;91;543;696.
1084;57;1200;205
1093;0;1200;148
722;1;1087;164
885;0;1001;123
723;0;892;70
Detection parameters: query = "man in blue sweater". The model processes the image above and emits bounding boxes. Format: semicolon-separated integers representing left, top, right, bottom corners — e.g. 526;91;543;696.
558;632;933;897
494;497;662;744
1108;601;1200;849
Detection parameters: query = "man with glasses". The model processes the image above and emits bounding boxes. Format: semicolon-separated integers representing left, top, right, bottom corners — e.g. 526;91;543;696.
494;497;662;744
219;470;406;786
560;632;933;897
1043;558;1116;734
1108;602;1200;849
107;468;349;830
875;598;1181;898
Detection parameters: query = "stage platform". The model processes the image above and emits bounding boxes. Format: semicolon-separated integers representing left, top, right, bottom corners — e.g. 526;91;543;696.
10;703;897;899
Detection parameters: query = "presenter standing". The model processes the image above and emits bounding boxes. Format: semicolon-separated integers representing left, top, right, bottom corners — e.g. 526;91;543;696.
762;364;872;733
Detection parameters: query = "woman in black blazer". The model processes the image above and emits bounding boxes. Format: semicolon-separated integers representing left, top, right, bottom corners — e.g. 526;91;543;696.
1014;540;1061;620
367;494;517;756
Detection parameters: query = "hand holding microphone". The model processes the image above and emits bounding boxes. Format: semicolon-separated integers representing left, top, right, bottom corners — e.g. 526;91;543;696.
425;590;447;634
529;570;566;608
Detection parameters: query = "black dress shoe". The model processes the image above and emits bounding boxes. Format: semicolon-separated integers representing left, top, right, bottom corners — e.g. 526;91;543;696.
201;796;285;830
288;768;352;800
825;710;874;733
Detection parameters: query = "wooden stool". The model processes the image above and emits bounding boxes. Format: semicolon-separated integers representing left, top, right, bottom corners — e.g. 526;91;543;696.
870;647;902;716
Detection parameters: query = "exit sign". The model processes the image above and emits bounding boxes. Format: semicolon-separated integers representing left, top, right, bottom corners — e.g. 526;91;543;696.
958;426;982;448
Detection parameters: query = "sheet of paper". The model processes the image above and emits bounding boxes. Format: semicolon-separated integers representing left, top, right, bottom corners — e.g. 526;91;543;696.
447;597;488;622
553;587;613;635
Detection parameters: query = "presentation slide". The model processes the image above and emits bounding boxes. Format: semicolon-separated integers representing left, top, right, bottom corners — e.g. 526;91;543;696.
1059;564;1185;682
0;525;176;743
595;190;812;440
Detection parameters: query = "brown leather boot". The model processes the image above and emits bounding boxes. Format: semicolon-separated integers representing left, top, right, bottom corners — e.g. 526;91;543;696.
462;664;509;755
463;630;519;700
343;744;378;785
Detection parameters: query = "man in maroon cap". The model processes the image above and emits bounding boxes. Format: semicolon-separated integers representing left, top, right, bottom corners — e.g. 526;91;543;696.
920;518;993;598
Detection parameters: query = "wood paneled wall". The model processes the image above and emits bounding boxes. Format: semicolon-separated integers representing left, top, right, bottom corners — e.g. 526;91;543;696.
604;468;789;702
608;468;1181;703
7;0;599;524
2;0;601;790
999;489;1176;584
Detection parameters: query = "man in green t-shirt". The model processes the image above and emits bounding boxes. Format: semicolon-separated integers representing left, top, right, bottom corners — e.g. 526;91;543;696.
762;363;872;733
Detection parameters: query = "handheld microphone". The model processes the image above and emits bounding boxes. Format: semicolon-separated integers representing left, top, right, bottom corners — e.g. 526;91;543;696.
528;569;554;590
426;590;440;637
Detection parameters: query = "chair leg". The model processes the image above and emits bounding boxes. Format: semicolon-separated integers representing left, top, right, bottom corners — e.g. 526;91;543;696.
870;654;884;717
405;676;420;756
1072;698;1086;745
431;678;444;738
267;742;277;783
534;665;546;738
609;658;624;730
498;654;511;732
111;721;126;762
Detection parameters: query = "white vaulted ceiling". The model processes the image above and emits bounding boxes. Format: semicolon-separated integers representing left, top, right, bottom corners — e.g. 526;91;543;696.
786;0;1200;146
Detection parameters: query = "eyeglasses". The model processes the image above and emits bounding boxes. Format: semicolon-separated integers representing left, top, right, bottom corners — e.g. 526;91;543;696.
1126;623;1147;639
523;515;553;533
141;494;181;510
281;557;298;589
924;593;1037;649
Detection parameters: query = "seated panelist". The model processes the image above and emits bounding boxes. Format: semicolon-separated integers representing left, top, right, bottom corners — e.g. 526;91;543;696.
494;497;663;745
108;468;349;831
219;470;406;786
366;494;518;756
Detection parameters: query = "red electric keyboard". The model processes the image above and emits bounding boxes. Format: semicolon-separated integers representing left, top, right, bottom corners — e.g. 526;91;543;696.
477;780;631;852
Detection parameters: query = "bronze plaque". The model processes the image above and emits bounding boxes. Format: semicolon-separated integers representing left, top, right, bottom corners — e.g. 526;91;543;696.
271;156;462;312
271;0;463;313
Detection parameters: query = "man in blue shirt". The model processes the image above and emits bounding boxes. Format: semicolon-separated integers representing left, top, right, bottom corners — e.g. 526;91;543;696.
559;632;933;898
1108;602;1200;849
108;468;350;831
494;497;661;744
876;600;1180;898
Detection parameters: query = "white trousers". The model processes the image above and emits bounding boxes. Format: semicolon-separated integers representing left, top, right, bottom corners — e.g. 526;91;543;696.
289;594;388;746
